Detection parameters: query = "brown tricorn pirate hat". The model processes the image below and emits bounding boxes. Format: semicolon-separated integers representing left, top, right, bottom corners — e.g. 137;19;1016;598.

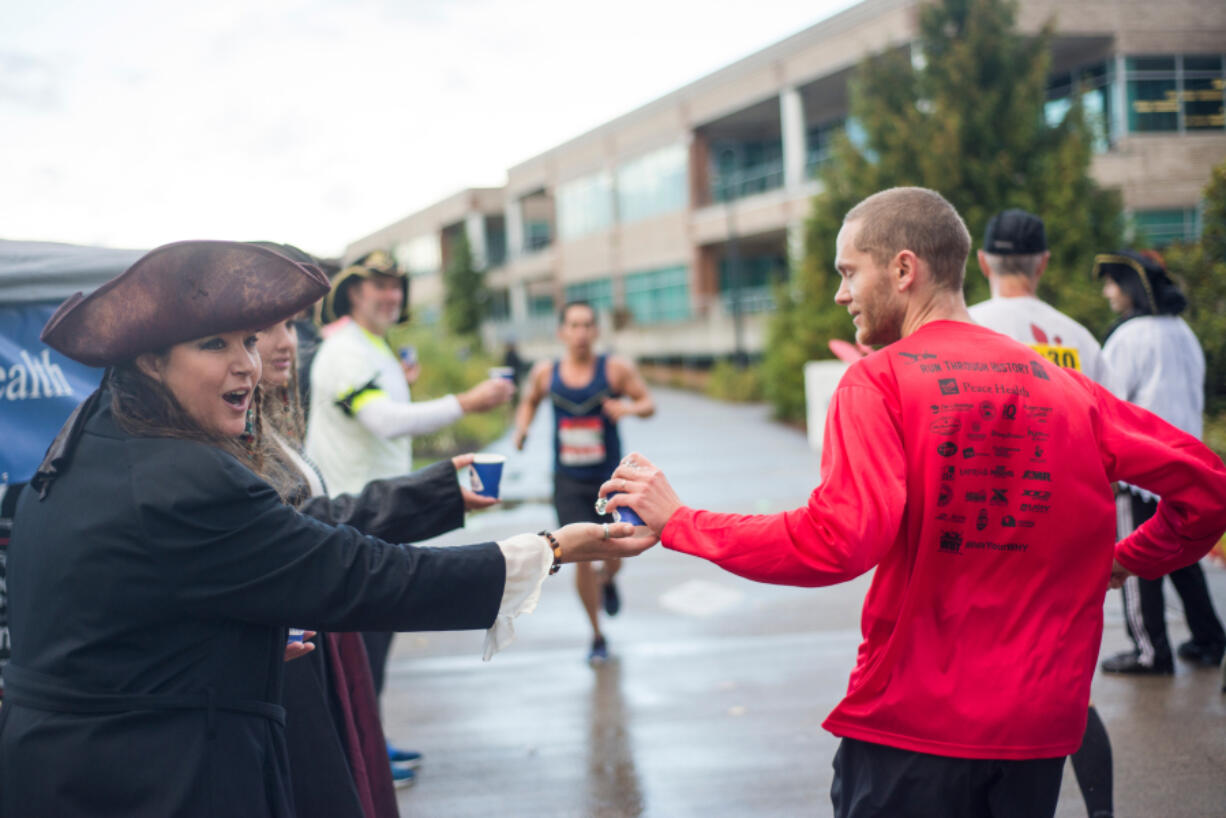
41;240;331;367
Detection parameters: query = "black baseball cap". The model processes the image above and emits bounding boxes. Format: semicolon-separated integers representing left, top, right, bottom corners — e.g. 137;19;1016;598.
983;209;1047;255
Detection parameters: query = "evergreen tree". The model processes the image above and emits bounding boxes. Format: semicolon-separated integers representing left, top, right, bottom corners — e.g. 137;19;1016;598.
442;231;487;340
764;0;1122;421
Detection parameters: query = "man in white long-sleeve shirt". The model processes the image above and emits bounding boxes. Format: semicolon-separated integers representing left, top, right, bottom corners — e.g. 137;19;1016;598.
304;249;513;783
306;250;512;496
968;209;1109;384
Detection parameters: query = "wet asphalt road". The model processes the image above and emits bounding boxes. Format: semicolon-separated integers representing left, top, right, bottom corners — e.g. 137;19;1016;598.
382;387;1226;817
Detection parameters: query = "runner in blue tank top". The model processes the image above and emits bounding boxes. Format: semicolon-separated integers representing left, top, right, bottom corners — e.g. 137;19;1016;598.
514;301;656;664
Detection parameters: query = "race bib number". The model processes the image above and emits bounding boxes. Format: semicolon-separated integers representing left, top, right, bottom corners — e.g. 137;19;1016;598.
1030;344;1081;371
559;416;606;466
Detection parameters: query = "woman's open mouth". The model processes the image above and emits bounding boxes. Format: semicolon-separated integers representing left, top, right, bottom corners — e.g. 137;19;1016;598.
223;389;250;409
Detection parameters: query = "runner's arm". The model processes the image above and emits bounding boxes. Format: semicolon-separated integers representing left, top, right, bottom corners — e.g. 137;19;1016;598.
662;381;906;587
513;362;551;450
607;356;655;419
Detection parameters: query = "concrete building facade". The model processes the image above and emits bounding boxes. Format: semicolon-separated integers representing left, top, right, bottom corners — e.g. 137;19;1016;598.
345;0;1226;363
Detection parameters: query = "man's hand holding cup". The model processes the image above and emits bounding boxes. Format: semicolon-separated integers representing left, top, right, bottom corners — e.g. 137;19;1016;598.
598;452;682;537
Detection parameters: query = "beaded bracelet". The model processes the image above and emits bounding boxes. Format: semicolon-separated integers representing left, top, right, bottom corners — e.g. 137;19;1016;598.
539;530;562;575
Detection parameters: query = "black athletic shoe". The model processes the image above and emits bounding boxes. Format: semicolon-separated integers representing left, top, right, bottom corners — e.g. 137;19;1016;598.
602;580;621;617
588;636;609;666
1101;650;1173;675
1176;639;1226;667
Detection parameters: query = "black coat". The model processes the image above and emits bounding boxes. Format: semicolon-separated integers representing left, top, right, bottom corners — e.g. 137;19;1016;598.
285;458;466;818
0;398;504;818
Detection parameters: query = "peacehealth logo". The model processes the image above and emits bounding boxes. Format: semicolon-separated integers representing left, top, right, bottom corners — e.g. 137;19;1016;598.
0;349;74;401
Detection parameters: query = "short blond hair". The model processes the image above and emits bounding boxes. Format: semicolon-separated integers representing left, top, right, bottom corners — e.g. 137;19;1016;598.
844;187;971;291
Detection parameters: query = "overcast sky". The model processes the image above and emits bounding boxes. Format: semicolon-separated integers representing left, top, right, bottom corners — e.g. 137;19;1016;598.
2;0;857;258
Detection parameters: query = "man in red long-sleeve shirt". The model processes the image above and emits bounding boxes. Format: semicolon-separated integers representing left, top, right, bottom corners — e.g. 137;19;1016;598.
603;187;1226;818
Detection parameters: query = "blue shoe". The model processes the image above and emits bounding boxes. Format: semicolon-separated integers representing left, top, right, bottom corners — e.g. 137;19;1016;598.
587;636;609;666
602;580;621;617
390;764;416;789
387;744;423;768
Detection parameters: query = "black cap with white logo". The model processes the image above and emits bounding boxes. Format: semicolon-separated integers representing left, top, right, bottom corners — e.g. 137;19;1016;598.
983;209;1047;255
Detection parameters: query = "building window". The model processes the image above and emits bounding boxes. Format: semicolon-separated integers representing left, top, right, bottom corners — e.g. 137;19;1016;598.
806;118;845;176
1132;208;1201;246
616;144;688;224
1046;61;1114;151
710;139;784;203
1125;55;1224;133
563;278;614;313
557;172;614;240
524;220;552;252
484;218;507;268
1184;55;1225;130
624;265;691;324
487;288;510;322
393;234;441;277
528;294;556;317
719;254;787;313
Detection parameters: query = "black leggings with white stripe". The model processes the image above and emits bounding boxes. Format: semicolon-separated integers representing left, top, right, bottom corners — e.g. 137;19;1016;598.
1118;492;1225;666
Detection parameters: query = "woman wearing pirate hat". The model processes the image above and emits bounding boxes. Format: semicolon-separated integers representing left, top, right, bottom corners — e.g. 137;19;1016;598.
0;241;653;817
1095;249;1226;676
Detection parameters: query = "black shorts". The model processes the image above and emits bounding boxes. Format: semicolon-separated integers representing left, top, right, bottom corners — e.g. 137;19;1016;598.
831;737;1064;818
553;473;610;526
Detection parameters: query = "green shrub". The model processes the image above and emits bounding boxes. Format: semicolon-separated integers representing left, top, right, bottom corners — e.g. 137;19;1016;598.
1203;411;1226;463
705;360;764;403
385;324;509;458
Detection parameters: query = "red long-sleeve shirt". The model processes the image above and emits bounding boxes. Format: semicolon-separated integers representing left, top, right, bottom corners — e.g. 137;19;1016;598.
663;320;1226;759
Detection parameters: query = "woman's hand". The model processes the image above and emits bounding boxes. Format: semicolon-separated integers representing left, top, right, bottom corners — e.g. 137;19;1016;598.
453;453;500;511
598;452;682;536
283;631;317;662
553;521;658;564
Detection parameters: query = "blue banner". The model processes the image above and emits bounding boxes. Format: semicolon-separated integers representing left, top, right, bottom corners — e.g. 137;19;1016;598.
0;301;104;485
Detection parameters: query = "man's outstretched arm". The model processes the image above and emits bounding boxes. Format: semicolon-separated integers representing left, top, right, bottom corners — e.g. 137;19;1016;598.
603;381;906;587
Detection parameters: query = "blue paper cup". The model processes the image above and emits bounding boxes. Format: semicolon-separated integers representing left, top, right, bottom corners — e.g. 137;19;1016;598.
287;628;306;644
470;454;507;498
608;492;644;526
488;366;515;382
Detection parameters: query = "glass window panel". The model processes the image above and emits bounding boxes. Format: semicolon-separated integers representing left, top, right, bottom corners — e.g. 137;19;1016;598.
805;118;845;176
1184;55;1223;73
393;235;441;277
709;139;784;202
1127;78;1179;132
1184;77;1225;130
487;289;510;321
1126;56;1176;72
718;254;786;313
484;220;507;268
563;278;614;313
1082;85;1113;151
528;294;556;317
524;220;551;252
1133;209;1197;247
1044;96;1073;128
557;172;614;240
624;265;690;324
615;144;688;224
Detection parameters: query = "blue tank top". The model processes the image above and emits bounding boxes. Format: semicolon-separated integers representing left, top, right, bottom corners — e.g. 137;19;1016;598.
550;355;621;482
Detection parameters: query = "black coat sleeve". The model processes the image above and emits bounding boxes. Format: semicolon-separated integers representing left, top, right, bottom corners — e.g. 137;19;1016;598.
296;459;464;543
129;439;504;633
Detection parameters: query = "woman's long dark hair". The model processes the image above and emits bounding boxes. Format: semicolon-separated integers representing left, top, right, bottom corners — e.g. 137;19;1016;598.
108;360;301;502
1099;249;1188;340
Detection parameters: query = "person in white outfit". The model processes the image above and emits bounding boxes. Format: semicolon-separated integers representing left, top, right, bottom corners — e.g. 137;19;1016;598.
1095;249;1226;677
